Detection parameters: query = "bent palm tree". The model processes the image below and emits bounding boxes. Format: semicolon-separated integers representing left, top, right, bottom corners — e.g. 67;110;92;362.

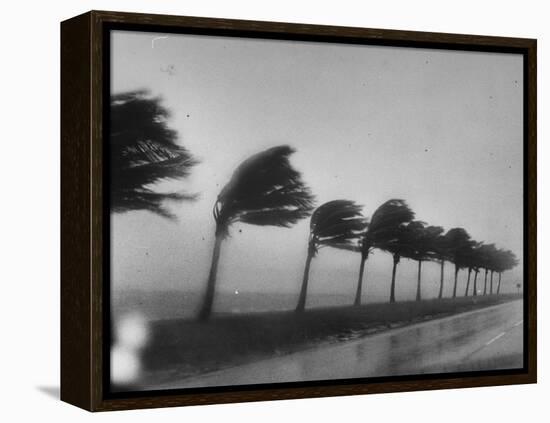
495;249;519;294
110;90;198;218
469;244;486;296
384;220;422;303
464;267;472;296
296;200;366;312
477;243;497;295
405;223;444;301
445;228;476;298
354;199;414;306
199;145;315;320
433;233;451;299
472;267;480;296
463;242;482;296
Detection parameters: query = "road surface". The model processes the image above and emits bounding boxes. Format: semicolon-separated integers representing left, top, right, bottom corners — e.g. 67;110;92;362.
151;299;524;389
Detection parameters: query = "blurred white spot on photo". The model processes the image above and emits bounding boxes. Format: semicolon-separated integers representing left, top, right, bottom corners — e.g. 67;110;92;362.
111;345;140;385
115;312;149;350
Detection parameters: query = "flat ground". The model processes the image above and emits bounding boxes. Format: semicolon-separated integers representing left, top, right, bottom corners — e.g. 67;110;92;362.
152;299;522;389
118;294;523;391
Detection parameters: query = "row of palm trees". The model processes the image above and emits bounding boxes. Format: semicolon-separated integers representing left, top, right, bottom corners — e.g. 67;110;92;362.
295;198;519;313
198;145;518;319
109;92;518;321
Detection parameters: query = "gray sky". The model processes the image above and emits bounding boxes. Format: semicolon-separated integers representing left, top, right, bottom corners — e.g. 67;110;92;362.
110;30;523;303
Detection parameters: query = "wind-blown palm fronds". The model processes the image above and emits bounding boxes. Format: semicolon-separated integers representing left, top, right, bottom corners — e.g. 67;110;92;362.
467;244;484;297
199;145;315;320
213;145;315;237
296;200;366;312
383;219;427;303
459;240;480;296
110;90;198;218
353;199;414;305
477;245;518;295
432;232;452;299
477;243;498;295
444;228;477;298
494;249;519;294
403;222;444;301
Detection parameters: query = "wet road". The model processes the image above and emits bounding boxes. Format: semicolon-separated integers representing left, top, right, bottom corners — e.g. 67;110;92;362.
156;300;523;389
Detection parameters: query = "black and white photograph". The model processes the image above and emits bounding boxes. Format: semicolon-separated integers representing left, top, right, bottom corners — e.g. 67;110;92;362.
107;28;525;393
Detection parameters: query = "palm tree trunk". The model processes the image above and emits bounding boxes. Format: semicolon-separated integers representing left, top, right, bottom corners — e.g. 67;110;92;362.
490;270;494;294
198;233;224;320
296;251;314;312
497;272;502;294
483;268;488;295
452;263;459;298
438;260;445;299
389;254;400;303
464;268;472;296
415;260;422;301
473;270;478;296
354;254;367;306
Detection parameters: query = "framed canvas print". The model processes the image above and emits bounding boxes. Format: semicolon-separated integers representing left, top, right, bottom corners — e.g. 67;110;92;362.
60;10;537;411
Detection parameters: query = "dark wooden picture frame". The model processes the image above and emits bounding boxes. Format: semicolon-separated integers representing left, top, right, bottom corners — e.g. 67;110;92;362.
61;10;536;412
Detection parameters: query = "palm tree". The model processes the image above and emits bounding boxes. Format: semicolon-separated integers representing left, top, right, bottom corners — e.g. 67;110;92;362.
493;249;504;294
485;244;500;295
463;242;482;296
404;223;444;301
199;145;315;320
472;268;481;295
433;232;451;299
444;228;476;298
354;199;414;306
495;249;519;294
471;244;489;296
383;219;425;303
296;200;366;312
464;267;472;296
477;243;497;296
110;90;198;218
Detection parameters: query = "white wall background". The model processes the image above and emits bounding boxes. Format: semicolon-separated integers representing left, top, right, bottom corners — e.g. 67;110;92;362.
0;0;546;421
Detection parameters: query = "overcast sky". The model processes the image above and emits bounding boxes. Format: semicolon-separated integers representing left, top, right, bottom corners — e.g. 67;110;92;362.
110;30;523;303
